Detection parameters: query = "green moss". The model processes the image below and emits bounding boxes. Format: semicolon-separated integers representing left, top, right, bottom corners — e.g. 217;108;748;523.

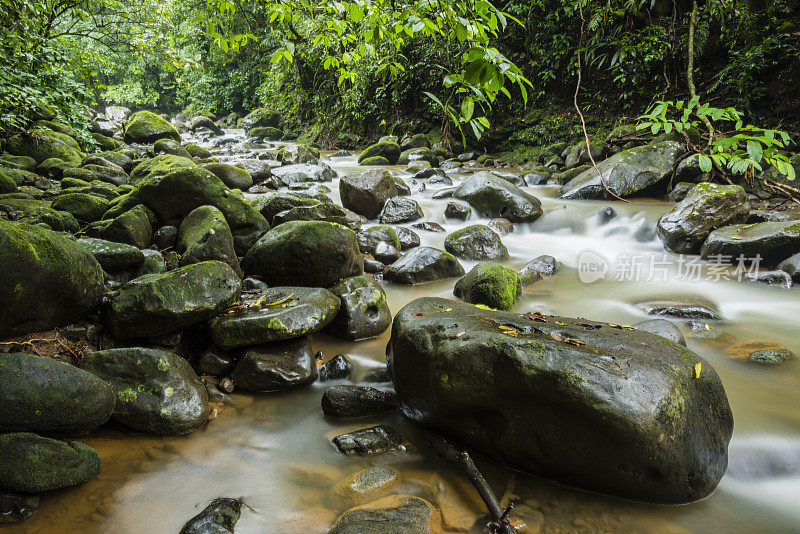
358;141;401;164
453;263;522;310
124;110;180;143
129;154;196;185
249;126;284;140
360;156;390;166
0;169;17;194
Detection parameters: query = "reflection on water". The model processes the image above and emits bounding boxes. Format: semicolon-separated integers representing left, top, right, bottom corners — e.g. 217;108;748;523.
13;131;800;533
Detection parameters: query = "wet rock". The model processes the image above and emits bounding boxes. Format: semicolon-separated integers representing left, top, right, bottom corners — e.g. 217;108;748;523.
339;169;398;219
241;107;281;132
51;192;110;222
230;337;317;392
0;491;39;523
519;255;558;285
633;319;686;346
667;182;696;202
364;259;385;274
384;246;465;284
524;167;552;185
124;111;180;143
428;173;452;185
319;354;352;381
180;497;242;534
335;466;399;505
362;366;390;383
687;320;726;341
327;276;391;340
635;297;722;320
444;224;508;260
388;297;733;504
271;163;335;185
80;347;209;435
357;225;400;254
701;220;800;267
777;252;800;282
0;221;104;338
332;425;407;455
431;187;455;199
209;286;340;349
0;433;101;493
453;172;542;222
746;210;799;224
597;206;617;224
743;270;793;288
400;134;431;151
78;237;144;272
558;141;683;199
105;261;242;340
196;346;236;376
241;220;363;288
379;197;424;224
177;205;242;276
252;193;319;225
749;349;792;364
358;142;401;165
490;170;525;186
96;204;153;249
453;263;522;310
154;138;191;158
234;159;272;183
329;495;435;534
0;197;79;232
373;241;401;264
129;154;196;185
409;221;442;233
153;225;178;249
564;142;603;169
202;163;253;190
657;184;749;254
7;129;84;164
322;385;398;418
273;203;363;232
0;353;115;436
444;201;471;220
396;226;420;250
488;218;514;235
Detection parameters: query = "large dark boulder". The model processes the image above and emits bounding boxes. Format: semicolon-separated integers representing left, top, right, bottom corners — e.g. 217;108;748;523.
124;111;180;143
209;286;340;349
444;224;508;260
0;198;79;232
387;297;734;504
177;205;242;276
271;164;335;185
202;163;253;190
7;130;83;164
701;220;800;267
339;169;398;219
452;172;542;222
384;247;464;285
79;348;209;435
326;276;391;340
230;337;317;392
0;433;101;493
0;353;115;437
657;183;749;254
104;261;241;340
241;221;363;287
0;221;104;338
558;141;683;199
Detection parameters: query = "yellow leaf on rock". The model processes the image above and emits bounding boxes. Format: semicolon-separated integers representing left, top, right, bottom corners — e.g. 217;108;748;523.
692;362;702;379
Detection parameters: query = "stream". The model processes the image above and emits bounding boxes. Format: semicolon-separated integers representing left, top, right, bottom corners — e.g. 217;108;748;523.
11;129;800;533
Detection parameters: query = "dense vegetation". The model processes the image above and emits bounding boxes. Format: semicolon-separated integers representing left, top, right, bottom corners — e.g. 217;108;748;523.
2;0;799;152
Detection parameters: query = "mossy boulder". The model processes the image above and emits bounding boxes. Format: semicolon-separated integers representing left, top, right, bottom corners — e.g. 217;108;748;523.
657;183;750;254
248;126;284;140
358;142;401;165
202;163;253;190
453;263;521;310
241;220;364;287
90;132;122;151
400;133;431;150
94;204;153;248
51;192;110;222
209;286;341;349
452;171;543;222
388;297;734;503
241;108;281;132
0;155;37;171
0;170;18;194
79;348;209;435
104;260;242;340
339;169;398;219
360;156;390;166
701;220;800;267
129;154;196;185
230;337;317;392
384;246;465;285
0;220;104;337
326;276;391;340
444;225;509;260
77;237;144;272
177;205;242;276
0;353;115;437
0;433;102;493
153;138;191;158
124;111;180;143
7;130;83;164
185;143;212;159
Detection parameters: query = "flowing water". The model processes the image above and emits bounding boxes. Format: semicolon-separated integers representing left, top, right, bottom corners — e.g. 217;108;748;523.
11;130;800;533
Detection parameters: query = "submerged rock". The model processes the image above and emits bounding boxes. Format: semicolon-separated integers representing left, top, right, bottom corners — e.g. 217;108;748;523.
0;491;39;523
635;296;722;320
0;433;101;493
444;224;508;261
209;286;340;349
327;276;391;340
384;246;464;285
80;348;209;435
749;349;792;364
180;497;242;534
321;385;398;418
329;495;436;534
332;425;406;455
230;337;317;392
388;297;733;504
0;353;115;437
452;172;542;222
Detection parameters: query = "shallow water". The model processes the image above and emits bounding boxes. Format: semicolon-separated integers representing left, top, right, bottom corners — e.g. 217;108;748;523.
12;131;800;533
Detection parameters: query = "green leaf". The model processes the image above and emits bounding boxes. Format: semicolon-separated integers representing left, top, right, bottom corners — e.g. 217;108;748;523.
698;155;713;172
461;96;474;121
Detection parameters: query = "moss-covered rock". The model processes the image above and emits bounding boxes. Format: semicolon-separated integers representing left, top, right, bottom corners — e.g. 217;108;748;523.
248;126;284;140
129;154;196;185
77;237;144;272
209;287;340;349
0;198;81;232
444;225;509;261
90;132;122;151
241;108;281;132
453;262;521;310
397;148;437;166
272;202;363;231
0;155;37;171
124;110;180;143
184;143;212;159
0;170;18;194
0;221;104;337
51;192;110;222
153;138;191;158
7;130;83;164
360;156;390;166
79;348;209;435
358;141;401;165
0;433;102;493
202;163;253;190
242;220;364;287
326;276;391;340
388;297;734;504
95;204;153;248
0;353;115;436
177;205;242;276
104;260;241;340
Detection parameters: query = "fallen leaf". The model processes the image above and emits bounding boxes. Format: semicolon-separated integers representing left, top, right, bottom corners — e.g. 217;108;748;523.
692;362;702;379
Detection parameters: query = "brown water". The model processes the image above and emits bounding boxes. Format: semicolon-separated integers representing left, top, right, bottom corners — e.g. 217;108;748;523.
11;131;800;533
